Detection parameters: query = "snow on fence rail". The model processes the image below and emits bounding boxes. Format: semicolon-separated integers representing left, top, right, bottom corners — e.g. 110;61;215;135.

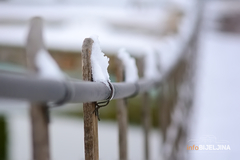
0;1;200;160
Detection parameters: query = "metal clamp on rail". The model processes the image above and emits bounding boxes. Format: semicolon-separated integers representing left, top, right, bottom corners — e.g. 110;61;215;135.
94;81;115;121
48;81;74;107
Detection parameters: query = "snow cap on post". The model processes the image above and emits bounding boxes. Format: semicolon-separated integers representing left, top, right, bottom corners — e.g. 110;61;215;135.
157;36;183;73
90;35;110;89
118;48;139;83
35;49;65;80
26;17;64;80
144;47;160;80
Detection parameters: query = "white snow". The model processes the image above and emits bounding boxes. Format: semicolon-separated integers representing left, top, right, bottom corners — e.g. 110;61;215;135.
35;49;64;80
0;4;169;56
178;9;197;43
144;47;160;80
189;32;240;160
0;21;163;56
189;1;240;160
157;37;180;73
3;111;162;160
117;48;139;83
157;0;198;73
90;35;110;88
157;3;197;74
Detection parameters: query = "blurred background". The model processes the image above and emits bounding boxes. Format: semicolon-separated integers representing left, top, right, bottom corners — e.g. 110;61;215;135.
0;0;240;160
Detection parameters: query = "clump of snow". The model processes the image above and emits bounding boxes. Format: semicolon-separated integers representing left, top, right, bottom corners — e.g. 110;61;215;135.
35;49;65;80
144;47;160;80
90;35;110;88
117;48;139;83
178;10;197;43
157;36;183;73
175;0;198;43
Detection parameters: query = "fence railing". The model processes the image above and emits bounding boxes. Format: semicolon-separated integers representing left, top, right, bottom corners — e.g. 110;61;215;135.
0;1;201;160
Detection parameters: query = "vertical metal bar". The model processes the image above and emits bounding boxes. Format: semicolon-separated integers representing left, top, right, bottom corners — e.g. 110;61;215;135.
26;17;50;160
82;38;99;160
116;57;128;160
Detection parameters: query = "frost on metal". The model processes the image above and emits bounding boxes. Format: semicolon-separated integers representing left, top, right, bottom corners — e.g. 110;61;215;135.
144;47;160;80
118;48;139;83
90;35;110;88
35;49;65;80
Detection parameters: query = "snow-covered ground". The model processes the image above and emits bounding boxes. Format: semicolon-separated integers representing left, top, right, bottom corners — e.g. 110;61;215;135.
189;1;240;160
0;99;162;160
0;3;170;55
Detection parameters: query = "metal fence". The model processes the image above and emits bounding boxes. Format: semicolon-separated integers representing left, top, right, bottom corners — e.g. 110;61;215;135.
0;2;201;160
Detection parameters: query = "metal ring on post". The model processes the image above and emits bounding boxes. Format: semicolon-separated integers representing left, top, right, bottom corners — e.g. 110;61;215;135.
96;81;114;107
108;81;115;100
48;81;73;107
94;81;115;121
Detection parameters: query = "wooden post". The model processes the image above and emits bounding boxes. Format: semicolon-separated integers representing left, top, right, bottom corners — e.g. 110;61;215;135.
82;38;99;160
116;57;128;160
158;83;169;142
138;56;151;160
142;92;150;160
26;17;50;160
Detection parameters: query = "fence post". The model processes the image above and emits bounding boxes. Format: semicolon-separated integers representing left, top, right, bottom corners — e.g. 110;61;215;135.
142;92;150;160
115;57;128;160
138;57;151;160
82;38;99;160
158;83;169;143
26;17;50;160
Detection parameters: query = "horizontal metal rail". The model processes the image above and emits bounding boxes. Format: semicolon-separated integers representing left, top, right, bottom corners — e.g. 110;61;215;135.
0;71;158;103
